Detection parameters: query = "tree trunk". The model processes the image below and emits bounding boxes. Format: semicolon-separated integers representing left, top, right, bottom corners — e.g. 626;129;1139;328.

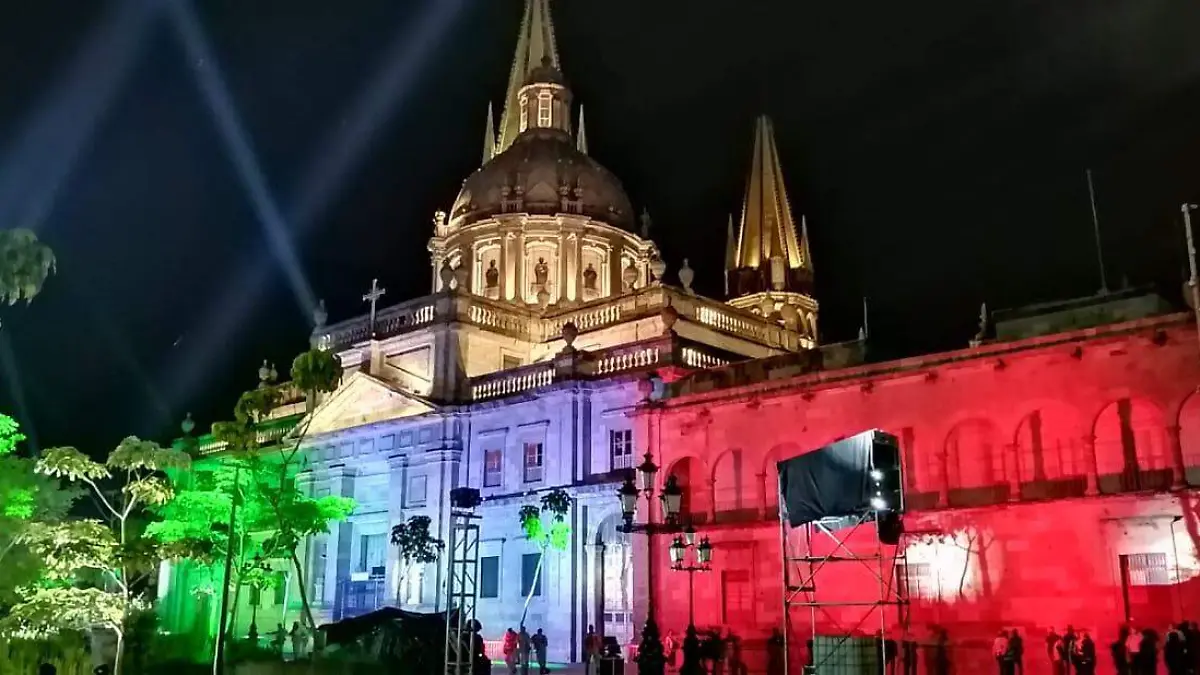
113;630;126;675
520;548;546;627
290;550;318;634
395;561;414;606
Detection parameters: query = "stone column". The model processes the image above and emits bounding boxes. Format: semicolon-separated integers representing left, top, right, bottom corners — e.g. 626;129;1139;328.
756;471;769;519
1083;434;1099;496
1168;424;1186;488
936;453;949;508
327;465;358;620
707;478;718;523
385;455;408;604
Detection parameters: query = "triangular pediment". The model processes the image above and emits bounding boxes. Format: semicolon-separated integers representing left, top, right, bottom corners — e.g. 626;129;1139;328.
297;372;437;437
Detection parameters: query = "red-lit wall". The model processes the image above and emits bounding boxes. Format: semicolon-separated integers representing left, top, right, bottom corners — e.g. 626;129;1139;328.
636;314;1200;674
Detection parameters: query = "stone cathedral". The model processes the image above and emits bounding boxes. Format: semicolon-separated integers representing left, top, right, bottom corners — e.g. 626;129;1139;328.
160;0;827;663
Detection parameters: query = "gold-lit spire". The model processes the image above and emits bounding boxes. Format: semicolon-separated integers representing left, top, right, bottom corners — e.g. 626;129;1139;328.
482;102;496;166
496;0;560;155
576;105;588;154
732;115;807;271
724;214;736;296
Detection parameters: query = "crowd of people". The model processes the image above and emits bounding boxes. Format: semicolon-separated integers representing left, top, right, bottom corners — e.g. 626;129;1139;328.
499;625;551;674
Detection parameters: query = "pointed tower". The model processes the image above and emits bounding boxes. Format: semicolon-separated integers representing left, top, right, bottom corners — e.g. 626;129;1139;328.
496;0;560;155
726;115;818;346
576;105;588;154
482;102;496;166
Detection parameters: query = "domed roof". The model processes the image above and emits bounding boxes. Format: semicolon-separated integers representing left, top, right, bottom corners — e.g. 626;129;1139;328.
450;127;635;230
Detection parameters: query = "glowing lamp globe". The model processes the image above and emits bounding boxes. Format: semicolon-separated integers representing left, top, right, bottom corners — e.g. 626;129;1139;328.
660;474;683;520
636;452;658;492
618;477;639;520
669;537;686;565
697;537;713;565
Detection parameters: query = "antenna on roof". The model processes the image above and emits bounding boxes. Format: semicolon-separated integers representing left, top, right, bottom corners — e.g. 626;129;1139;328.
1086;169;1110;295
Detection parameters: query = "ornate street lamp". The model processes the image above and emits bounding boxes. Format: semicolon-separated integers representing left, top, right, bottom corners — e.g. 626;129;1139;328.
670;529;714;675
617;453;689;675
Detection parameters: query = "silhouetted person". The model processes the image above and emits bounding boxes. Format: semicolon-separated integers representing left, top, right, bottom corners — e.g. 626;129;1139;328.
1112;626;1132;675
933;627;950;675
1063;626;1078;675
1135;629;1159;675
1187;622;1200;675
1051;632;1068;675
766;628;784;675
1047;629;1062;673
1074;632;1096;675
902;638;918;675
1009;630;1024;675
993;630;1011;675
472;628;491;675
1166;629;1187;675
531;628;548;674
518;626;532;675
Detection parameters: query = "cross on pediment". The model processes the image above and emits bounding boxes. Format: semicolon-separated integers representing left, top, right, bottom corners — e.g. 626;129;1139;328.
363;278;387;337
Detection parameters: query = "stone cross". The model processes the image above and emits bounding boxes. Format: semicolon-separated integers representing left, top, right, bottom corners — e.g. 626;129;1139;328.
363;278;386;337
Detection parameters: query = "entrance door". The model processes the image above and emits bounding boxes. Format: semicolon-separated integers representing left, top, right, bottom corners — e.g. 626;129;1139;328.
596;515;634;647
1119;553;1173;625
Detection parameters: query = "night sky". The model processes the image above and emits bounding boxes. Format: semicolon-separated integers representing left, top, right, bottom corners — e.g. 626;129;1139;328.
3;0;1200;453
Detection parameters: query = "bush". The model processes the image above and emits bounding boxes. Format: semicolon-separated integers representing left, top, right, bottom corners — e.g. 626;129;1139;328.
0;634;92;675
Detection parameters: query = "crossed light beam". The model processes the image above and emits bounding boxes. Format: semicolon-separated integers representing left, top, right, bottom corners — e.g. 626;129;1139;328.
0;0;159;446
158;0;466;422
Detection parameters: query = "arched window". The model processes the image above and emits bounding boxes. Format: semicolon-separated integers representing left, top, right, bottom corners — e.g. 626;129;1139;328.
519;94;529;132
1094;397;1168;491
1015;406;1083;482
669;457;709;522
712;450;744;518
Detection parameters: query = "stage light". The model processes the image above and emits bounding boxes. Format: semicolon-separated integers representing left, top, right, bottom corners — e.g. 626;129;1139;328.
870;497;887;511
870;469;883;481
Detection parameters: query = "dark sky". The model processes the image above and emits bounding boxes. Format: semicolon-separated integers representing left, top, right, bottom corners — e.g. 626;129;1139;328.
3;0;1200;453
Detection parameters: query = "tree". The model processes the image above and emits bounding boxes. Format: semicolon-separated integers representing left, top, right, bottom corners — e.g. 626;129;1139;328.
0;414;80;609
518;488;571;626
0;228;55;325
211;348;353;632
2;437;191;675
390;515;444;606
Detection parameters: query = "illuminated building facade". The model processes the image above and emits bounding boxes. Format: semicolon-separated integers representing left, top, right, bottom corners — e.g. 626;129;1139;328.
160;0;818;663
638;292;1200;673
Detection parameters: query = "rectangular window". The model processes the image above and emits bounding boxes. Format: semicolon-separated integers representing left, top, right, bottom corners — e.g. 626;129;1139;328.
502;354;523;370
721;570;754;625
1123;552;1171;586
273;571;287;606
480;556;500;599
896;562;935;600
522;553;542;598
484;449;503;488
407;475;428;506
610;429;634;471
358;533;387;576
310;536;328;603
537;93;553;127
524;442;544;483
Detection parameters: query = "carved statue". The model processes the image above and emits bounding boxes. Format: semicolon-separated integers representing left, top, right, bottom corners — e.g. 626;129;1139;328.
534;257;550;286
432;210;447;230
485;260;500;289
583;263;598;291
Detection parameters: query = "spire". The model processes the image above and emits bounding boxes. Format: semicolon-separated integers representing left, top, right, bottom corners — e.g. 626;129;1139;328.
576;105;588;154
496;0;560;154
724;214;736;296
799;214;813;272
734;115;807;272
482;102;496;166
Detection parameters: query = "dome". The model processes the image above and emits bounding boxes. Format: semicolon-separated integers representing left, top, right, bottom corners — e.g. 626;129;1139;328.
450;127;635;230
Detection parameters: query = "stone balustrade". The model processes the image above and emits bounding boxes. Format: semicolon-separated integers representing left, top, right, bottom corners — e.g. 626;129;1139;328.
314;285;808;353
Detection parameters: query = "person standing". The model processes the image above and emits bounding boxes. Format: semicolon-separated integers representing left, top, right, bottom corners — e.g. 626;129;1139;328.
1074;632;1096;675
1009;630;1024;675
1165;629;1187;675
584;625;602;675
518;626;532;675
1050;632;1067;675
1046;629;1062;675
271;623;286;657
531;628;548;675
1063;627;1078;675
993;630;1011;675
289;621;307;660
503;628;518;675
1111;626;1131;675
1135;629;1159;675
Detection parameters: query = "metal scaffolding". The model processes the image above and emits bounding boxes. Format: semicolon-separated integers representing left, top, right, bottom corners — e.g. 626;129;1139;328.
443;508;481;675
780;507;911;675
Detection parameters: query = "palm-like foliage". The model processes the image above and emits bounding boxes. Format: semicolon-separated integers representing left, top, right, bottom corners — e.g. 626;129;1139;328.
0;229;55;306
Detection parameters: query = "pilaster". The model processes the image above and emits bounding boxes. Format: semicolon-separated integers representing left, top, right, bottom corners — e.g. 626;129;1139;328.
1168;424;1186;489
1083;434;1099;496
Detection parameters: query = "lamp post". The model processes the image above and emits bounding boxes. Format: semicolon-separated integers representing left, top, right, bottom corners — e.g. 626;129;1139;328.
669;529;713;675
617;452;685;675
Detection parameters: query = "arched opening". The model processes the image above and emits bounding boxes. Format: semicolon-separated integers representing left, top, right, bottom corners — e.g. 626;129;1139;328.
1180;393;1200;486
712;450;747;521
1094;397;1169;493
593;513;633;647
668;457;710;524
944;418;1005;506
1014;405;1086;499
